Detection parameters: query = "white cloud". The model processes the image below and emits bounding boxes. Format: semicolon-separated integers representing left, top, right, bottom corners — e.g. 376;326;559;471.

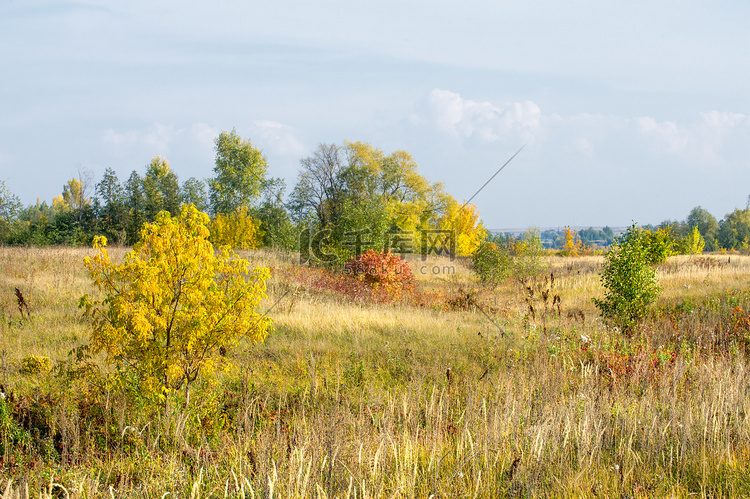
426;89;540;142
636;111;750;168
574;137;595;157
249;120;307;157
102;123;178;156
700;111;747;128
189;123;219;150
636;117;689;155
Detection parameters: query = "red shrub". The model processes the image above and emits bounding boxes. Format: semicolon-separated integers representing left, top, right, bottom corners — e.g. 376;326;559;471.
279;251;415;305
344;250;415;302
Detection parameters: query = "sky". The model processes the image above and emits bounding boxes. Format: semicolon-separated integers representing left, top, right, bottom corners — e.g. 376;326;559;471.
1;0;749;230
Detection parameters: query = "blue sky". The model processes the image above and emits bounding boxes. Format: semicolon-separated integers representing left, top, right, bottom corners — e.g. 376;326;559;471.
2;0;749;229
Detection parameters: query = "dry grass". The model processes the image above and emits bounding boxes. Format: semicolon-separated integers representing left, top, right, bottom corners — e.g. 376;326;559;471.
2;247;750;497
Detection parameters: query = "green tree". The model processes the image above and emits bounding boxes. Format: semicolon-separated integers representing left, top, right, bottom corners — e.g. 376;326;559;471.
718;208;750;251
677;225;705;255
253;178;296;250
644;226;676;264
124;171;145;245
513;228;547;282
686;206;718;251
180;177;208;213
96;168;126;244
143;156;180;221
50;176;96;245
594;224;660;335
82;204;272;407
0;180;22;242
209;129;268;215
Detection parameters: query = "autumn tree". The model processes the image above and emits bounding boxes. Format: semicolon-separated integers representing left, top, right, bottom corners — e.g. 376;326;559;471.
82;204;272;407
436;198;486;256
290;140;486;262
678;225;705;255
210;206;263;249
209;129;268;215
559;227;586;256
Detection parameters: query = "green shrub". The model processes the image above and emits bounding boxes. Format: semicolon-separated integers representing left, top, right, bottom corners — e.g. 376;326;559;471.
512;228;548;282
21;355;52;375
593;224;660;335
644;226;676;264
472;242;513;289
677;225;706;255
472;230;547;287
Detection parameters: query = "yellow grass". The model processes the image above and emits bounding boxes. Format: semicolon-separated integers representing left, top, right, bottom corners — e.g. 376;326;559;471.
1;247;750;497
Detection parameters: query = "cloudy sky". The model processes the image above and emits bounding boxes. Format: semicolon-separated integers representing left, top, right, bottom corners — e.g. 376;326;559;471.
1;0;749;229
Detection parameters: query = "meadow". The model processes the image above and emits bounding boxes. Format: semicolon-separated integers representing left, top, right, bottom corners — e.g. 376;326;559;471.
2;247;750;497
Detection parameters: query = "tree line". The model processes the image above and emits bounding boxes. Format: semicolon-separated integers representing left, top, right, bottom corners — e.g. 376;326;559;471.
1;128;749;256
0;130;487;262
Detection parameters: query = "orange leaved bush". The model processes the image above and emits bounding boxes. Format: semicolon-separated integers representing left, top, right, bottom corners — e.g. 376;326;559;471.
344;249;415;302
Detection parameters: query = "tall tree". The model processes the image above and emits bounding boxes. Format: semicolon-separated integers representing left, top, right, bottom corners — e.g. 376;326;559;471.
290;140;485;260
0;180;22;241
124;170;145;245
209;129;268;215
143;155;180;221
718;208;750;250
289;143;345;227
253;178;296;249
686;206;719;251
96;168;126;243
180;177;209;213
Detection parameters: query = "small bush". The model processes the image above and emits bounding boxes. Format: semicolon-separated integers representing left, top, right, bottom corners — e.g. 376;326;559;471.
644;226;676;264
472;230;547;287
594;224;660;335
21;355;51;375
344;249;415;301
512;229;548;282
472;242;513;289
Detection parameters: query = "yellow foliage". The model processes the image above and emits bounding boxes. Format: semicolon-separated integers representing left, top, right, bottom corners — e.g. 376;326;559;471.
560;227;585;257
210;206;263;249
437;199;487;256
82;204;271;405
52;195;70;213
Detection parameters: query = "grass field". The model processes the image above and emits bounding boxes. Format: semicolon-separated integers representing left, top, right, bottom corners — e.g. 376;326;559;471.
2;247;750;497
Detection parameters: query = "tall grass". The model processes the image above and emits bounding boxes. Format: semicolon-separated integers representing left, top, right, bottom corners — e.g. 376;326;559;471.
2;248;750;496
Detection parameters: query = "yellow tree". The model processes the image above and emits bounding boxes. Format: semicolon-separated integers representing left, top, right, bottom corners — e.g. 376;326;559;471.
53;178;89;213
437;197;487;256
209;206;263;249
82;204;271;407
679;225;705;255
560;227;584;256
